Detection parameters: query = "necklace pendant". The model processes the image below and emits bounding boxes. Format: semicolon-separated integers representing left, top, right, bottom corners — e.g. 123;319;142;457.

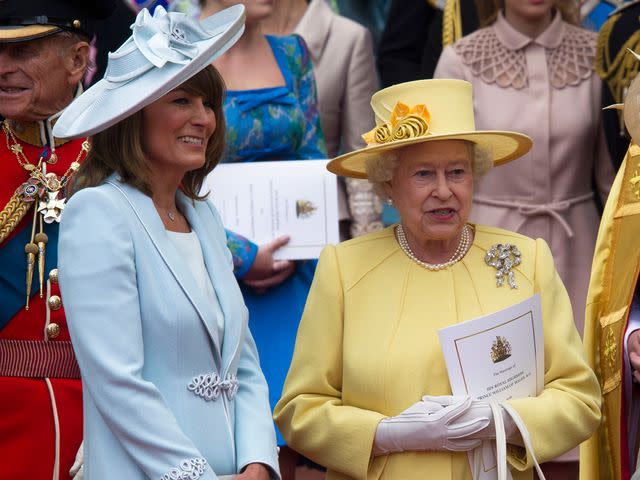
47;152;58;165
38;190;66;224
167;211;176;222
484;243;522;289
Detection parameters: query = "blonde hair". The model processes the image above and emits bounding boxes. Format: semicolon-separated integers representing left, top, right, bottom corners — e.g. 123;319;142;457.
475;0;580;27
71;65;226;200
365;141;492;200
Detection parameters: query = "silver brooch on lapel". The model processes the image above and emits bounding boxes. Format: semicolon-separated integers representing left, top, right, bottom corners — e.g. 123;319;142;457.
485;243;521;289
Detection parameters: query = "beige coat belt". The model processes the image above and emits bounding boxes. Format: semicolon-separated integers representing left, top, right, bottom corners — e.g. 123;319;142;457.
473;192;594;238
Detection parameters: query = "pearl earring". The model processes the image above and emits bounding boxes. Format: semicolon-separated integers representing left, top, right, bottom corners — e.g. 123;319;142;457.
386;198;393;206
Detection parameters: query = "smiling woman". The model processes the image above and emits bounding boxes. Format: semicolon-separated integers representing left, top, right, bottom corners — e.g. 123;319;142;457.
72;65;226;204
51;6;280;480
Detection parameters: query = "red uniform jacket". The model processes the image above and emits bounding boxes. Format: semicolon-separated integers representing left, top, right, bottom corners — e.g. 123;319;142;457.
0;119;83;479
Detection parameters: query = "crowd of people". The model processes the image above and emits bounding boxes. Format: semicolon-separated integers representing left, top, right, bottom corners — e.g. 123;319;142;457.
2;1;640;480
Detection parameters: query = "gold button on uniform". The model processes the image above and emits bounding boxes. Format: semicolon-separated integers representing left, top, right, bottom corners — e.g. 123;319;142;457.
46;323;61;339
48;295;62;311
49;268;59;284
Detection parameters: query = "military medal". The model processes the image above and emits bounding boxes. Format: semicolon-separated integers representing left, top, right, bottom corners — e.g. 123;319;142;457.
2;120;89;308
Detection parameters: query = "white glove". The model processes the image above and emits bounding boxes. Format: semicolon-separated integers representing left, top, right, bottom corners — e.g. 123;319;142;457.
372;395;490;456
421;396;520;446
70;442;84;479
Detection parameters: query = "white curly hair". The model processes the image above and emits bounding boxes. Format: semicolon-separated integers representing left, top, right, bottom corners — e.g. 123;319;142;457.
364;141;493;201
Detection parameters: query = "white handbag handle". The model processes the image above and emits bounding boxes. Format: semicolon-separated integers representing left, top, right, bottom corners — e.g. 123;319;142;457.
493;401;546;480
490;401;508;480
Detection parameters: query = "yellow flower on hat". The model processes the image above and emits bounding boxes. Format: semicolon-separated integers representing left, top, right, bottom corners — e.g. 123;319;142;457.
362;102;432;146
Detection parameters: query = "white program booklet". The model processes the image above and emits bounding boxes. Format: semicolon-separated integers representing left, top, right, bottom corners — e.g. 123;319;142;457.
438;295;544;479
203;160;339;260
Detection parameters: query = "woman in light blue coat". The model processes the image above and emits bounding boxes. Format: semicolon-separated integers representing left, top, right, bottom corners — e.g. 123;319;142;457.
54;6;279;480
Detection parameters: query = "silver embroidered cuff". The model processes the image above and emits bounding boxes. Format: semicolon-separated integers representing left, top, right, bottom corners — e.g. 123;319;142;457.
161;457;207;480
188;372;239;401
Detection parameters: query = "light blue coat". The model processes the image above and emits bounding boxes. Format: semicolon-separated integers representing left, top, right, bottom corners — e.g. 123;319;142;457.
58;178;280;480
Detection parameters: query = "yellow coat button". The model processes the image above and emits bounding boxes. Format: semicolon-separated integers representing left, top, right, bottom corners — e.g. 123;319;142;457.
46;323;61;339
48;295;62;311
49;268;59;284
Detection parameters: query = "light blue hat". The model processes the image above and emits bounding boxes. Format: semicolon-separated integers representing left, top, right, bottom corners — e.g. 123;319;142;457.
53;4;244;139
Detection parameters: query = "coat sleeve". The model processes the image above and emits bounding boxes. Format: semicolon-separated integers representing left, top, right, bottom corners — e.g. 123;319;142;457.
203;201;281;479
225;229;259;279
273;245;385;480
505;238;602;470
433;45;469;81
58;188;218;480
341;26;383;238
341;26;378;154
234;328;281;478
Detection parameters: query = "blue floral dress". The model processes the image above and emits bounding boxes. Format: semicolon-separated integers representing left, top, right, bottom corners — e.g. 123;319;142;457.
222;34;327;445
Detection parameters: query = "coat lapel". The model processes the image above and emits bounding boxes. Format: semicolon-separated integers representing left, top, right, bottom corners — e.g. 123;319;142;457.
178;194;247;375
295;0;333;62
106;180;222;367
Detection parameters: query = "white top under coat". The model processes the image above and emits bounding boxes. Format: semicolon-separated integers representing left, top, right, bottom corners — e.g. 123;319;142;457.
167;230;225;345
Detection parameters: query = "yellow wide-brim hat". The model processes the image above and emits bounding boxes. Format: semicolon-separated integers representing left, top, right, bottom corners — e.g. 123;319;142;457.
327;79;533;179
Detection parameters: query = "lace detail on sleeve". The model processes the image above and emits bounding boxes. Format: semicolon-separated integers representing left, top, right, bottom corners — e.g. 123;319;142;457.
453;28;528;89
545;24;596;89
161;458;207;480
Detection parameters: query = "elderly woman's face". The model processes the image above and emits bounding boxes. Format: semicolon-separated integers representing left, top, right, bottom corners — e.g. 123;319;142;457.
384;140;473;243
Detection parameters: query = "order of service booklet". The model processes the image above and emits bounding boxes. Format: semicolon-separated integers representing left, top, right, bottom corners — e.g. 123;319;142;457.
202;160;339;260
438;295;544;479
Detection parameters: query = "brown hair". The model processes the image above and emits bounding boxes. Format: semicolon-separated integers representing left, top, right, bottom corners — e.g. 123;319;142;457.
475;0;580;27
72;64;226;200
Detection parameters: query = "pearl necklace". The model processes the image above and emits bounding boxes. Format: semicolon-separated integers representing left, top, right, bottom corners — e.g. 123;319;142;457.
395;224;471;271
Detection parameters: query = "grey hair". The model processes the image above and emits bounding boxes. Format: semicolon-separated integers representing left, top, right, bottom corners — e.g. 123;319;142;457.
364;141;493;201
54;30;90;46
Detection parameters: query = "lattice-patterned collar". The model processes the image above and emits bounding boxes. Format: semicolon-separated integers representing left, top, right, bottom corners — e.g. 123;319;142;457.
454;11;595;90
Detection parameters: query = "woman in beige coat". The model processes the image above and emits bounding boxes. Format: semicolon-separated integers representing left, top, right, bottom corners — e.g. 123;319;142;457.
263;0;383;238
434;1;614;335
434;1;615;477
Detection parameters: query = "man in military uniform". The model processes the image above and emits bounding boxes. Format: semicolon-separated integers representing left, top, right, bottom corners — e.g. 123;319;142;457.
596;0;640;169
0;1;114;478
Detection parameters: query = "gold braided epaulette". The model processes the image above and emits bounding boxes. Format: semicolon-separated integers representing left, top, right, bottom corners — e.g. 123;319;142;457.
0;193;31;246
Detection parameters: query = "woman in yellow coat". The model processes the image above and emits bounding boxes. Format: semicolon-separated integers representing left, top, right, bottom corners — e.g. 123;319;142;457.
273;79;601;480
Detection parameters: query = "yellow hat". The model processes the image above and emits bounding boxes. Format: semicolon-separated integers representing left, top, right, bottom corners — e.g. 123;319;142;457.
327;79;532;179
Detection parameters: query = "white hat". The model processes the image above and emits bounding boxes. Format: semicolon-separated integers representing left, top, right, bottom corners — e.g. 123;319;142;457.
53;5;245;139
